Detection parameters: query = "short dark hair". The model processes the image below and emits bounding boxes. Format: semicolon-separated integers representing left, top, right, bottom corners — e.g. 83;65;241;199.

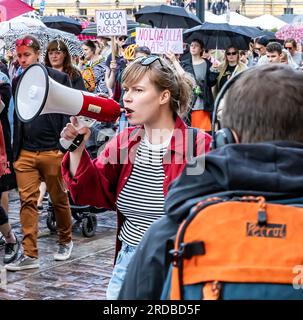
191;39;204;49
255;36;269;47
266;42;283;54
83;40;96;53
134;46;151;56
222;64;303;143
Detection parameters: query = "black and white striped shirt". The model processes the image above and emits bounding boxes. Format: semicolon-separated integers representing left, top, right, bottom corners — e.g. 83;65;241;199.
116;134;170;246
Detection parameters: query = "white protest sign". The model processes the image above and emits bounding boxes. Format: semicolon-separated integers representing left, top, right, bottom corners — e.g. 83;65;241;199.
96;10;127;37
136;28;183;54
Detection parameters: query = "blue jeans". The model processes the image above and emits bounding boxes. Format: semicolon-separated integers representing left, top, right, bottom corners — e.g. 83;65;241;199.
106;242;136;300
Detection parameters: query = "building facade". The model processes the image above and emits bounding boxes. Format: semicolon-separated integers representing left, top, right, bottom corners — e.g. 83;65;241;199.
32;0;167;17
234;0;303;17
31;0;303;18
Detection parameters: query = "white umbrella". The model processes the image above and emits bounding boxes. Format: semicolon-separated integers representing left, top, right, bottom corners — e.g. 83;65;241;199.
221;11;256;27
9;16;45;27
251;14;286;30
205;11;226;24
0;16;45;36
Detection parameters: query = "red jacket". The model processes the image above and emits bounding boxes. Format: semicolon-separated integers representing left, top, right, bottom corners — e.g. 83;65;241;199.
62;116;211;259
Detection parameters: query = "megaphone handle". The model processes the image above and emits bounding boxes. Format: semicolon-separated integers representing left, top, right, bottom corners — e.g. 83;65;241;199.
59;134;84;152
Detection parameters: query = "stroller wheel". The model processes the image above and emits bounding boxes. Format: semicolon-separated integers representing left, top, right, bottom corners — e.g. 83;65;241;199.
81;213;97;237
46;210;57;232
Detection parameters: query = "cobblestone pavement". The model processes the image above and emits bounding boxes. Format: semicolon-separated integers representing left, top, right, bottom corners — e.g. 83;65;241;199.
0;190;116;300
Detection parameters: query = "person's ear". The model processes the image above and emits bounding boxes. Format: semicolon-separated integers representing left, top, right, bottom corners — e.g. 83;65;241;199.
159;89;171;106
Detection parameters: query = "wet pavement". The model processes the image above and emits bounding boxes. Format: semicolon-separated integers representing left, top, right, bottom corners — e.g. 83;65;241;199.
0;190;116;300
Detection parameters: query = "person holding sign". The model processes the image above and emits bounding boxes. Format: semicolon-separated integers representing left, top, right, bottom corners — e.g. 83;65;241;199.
60;55;211;299
105;35;127;97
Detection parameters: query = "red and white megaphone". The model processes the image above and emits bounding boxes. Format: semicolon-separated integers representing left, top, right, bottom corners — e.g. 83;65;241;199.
15;63;121;150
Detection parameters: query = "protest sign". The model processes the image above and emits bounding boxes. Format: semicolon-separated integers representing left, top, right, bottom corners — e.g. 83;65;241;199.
96;10;127;37
136;28;183;54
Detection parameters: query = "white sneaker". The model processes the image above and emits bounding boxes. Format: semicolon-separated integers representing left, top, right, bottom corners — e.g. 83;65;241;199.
54;241;73;261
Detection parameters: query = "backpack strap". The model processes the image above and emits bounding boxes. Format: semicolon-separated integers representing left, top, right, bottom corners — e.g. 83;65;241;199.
187;127;198;160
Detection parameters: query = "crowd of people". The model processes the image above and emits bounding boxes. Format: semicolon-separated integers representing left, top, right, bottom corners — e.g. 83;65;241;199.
0;27;302;300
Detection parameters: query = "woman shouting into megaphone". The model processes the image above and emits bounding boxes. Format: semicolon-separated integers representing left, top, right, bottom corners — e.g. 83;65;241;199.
61;55;212;300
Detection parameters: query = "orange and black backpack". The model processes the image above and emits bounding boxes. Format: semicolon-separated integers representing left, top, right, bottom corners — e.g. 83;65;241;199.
162;193;303;300
81;65;96;92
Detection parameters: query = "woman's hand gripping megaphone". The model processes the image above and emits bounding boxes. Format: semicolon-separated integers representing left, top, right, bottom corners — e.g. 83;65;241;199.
60;93;123;152
60;116;94;153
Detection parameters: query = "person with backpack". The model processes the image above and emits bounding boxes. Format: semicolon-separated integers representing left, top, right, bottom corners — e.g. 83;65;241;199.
60;56;212;299
118;63;303;300
81;40;108;95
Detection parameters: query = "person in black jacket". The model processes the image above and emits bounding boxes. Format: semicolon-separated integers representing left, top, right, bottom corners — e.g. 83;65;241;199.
118;64;303;299
42;40;86;208
181;39;217;132
0;73;20;264
6;35;73;272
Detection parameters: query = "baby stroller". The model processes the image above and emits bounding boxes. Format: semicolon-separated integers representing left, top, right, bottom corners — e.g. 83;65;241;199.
46;194;99;237
46;122;116;237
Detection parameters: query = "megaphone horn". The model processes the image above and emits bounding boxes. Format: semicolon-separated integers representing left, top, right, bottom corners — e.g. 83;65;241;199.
15;63;121;151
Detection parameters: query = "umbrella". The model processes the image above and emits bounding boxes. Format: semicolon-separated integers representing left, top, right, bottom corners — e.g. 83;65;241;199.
250;14;286;30
237;26;276;40
221;12;256;27
134;4;202;28
278;14;298;24
0;0;34;22
0;16;45;36
78;21;95;41
183;22;253;50
276;24;303;43
1;26;83;57
41;16;82;35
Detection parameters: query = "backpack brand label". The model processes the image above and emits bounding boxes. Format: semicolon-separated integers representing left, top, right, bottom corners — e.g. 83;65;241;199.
246;223;286;239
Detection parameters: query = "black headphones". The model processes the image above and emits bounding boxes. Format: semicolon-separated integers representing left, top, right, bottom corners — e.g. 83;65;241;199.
211;70;247;150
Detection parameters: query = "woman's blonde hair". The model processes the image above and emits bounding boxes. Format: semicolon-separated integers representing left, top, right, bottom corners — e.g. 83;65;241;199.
122;56;194;116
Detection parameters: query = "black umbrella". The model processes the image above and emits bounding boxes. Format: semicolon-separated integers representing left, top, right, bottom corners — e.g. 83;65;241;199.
237;27;277;42
183;22;253;50
256;29;276;39
41;16;82;35
134;4;202;28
